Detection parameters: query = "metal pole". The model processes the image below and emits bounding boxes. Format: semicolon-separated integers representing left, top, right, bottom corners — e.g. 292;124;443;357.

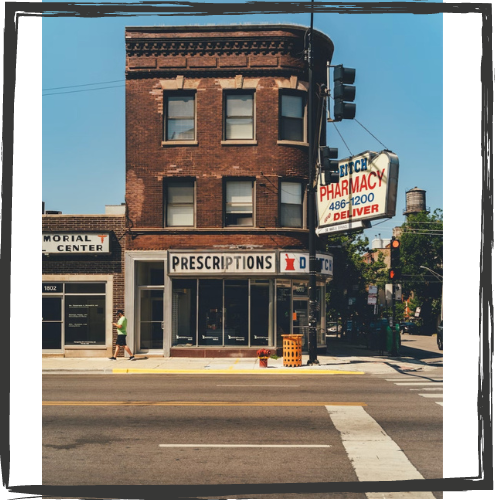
307;0;318;365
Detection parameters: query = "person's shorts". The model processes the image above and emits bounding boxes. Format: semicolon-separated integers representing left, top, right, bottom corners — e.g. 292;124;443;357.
116;335;127;346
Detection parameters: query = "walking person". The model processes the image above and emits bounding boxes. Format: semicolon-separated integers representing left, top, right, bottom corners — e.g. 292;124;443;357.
109;310;135;360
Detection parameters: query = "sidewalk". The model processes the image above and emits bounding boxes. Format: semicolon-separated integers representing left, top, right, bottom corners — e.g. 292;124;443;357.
42;336;442;375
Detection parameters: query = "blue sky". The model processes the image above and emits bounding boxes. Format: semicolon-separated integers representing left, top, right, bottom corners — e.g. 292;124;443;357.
42;1;443;244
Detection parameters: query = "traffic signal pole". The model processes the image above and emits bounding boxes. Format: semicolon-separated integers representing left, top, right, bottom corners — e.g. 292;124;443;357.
307;1;319;365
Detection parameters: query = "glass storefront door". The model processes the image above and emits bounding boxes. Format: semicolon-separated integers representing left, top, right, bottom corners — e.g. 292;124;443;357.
139;289;164;350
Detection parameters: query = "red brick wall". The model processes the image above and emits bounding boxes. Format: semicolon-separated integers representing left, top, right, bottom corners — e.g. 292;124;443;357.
125;25;333;253
42;215;126;350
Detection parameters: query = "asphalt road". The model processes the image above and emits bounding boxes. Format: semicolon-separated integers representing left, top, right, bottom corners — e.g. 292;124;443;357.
43;355;443;499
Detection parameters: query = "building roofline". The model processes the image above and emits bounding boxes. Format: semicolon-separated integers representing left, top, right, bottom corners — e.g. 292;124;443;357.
125;23;333;52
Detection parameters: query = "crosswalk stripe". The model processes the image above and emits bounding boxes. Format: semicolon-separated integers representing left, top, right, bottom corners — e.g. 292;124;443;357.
419;394;443;398
395;382;443;386
326;405;435;498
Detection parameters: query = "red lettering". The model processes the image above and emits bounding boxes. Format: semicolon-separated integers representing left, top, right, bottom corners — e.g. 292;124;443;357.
319;186;327;202
377;169;385;187
364;206;371;215
335;183;342;198
334;212;340;221
372;204;379;213
350;176;359;194
368;172;377;190
342;179;349;197
359;175;368;192
341;210;347;219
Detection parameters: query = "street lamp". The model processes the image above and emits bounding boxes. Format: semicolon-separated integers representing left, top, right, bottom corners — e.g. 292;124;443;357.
420;266;443;321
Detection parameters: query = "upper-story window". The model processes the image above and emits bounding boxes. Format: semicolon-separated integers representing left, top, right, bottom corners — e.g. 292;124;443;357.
225;180;254;227
224;92;255;141
280;181;304;228
164;93;196;142
279;92;306;143
164;179;195;227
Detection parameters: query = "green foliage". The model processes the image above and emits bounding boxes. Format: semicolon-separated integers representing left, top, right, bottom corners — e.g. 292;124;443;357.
400;209;443;333
326;230;387;327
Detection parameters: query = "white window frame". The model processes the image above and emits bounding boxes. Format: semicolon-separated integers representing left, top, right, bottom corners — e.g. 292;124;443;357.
164;179;196;227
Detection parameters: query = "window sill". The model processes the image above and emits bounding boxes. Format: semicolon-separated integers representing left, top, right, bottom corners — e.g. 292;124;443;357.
162;140;198;147
277;140;309;147
221;140;258;146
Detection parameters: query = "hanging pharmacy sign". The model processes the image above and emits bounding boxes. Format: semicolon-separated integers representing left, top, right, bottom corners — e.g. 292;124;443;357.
316;150;399;234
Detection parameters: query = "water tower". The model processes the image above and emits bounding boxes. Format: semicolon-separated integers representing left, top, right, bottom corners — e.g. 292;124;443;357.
403;187;428;216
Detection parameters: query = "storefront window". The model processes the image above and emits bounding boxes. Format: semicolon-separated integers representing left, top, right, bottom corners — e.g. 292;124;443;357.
198;280;223;345
250;280;270;346
42;296;62;349
65;296;105;345
172;279;197;346
276;280;291;347
137;261;164;286
224;280;249;346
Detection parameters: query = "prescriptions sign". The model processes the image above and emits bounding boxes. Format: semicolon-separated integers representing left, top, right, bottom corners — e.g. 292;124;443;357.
316;150;399;232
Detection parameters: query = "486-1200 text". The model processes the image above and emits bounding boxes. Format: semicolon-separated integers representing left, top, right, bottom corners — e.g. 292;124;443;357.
329;193;375;211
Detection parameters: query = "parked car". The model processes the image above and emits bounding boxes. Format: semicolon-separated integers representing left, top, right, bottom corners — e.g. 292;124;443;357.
437;320;443;350
399;321;417;335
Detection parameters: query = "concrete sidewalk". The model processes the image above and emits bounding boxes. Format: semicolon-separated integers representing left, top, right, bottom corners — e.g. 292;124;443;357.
42;337;442;375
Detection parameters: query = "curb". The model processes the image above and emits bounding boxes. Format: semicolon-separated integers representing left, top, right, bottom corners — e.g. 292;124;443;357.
110;368;366;375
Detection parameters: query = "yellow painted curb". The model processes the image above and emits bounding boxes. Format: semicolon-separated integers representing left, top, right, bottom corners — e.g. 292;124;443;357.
112;369;365;375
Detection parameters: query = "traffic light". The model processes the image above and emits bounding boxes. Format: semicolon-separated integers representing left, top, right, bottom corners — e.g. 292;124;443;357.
333;65;356;121
389;237;401;280
320;146;339;184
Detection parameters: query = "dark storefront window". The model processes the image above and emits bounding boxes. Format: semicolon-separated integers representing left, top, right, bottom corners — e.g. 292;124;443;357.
42;297;62;349
198;280;223;346
65;296;105;345
137;261;164;286
42;282;107;350
224;280;249;346
250;280;270;346
276;280;291;347
172;279;197;346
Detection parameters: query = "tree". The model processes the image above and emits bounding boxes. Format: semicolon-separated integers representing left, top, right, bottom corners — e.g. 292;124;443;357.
400;209;443;333
326;230;388;330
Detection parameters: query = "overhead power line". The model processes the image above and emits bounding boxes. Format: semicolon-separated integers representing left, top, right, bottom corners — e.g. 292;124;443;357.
43;79;124;91
43;84;125;97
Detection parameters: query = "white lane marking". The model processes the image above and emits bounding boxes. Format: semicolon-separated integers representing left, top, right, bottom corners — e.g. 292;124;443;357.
159;444;330;448
216;385;301;387
410;387;443;391
385;378;442;382
395;382;443;386
326;405;435;499
418;394;443;398
436;402;443;406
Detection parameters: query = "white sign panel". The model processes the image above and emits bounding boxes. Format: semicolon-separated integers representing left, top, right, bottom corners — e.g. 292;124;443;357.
42;232;110;254
367;295;377;305
279;252;333;276
169;252;276;274
368;285;378;295
316;150;399;231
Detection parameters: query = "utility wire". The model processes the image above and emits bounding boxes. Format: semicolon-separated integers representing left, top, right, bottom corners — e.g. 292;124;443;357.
355;118;389;150
43;79;124;91
332;122;353;156
43;84;125;97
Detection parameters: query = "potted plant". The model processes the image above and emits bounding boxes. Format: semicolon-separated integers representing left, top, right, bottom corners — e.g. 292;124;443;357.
257;348;271;368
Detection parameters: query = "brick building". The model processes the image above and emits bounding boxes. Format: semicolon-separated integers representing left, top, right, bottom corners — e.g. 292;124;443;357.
42;210;126;357
123;25;335;357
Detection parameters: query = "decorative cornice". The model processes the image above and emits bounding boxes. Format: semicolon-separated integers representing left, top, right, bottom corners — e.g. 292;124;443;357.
126;36;301;58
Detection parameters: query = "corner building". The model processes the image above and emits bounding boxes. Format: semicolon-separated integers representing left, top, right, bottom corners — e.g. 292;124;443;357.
125;25;334;357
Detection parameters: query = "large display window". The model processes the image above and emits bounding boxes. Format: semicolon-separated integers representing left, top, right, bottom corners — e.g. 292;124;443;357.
42;281;107;349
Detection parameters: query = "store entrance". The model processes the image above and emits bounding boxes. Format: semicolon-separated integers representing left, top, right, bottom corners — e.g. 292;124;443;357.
138;288;164;351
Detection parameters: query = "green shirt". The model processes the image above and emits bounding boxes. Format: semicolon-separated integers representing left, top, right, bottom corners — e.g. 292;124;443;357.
117;316;127;335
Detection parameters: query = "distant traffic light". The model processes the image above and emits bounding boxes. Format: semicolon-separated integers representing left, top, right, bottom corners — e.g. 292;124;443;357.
333;65;356;121
389;237;401;280
320;146;339;184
